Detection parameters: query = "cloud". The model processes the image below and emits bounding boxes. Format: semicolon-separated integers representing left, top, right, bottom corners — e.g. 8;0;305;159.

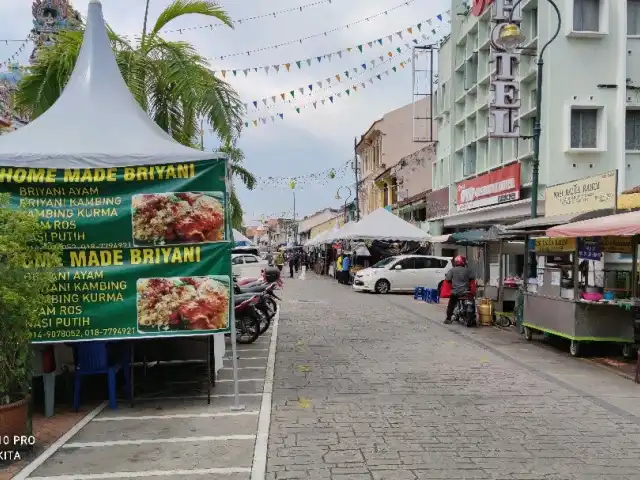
0;0;449;219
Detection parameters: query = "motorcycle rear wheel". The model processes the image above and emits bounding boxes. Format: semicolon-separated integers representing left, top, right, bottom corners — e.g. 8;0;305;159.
236;315;260;344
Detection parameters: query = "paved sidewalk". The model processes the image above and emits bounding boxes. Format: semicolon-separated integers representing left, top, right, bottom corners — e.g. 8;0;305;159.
267;274;640;480
13;330;275;480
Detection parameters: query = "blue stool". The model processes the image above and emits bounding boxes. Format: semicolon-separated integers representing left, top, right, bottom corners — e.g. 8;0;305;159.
429;289;440;304
422;288;434;303
414;286;424;300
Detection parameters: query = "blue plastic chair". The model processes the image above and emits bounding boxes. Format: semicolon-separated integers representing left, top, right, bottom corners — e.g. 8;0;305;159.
73;342;131;411
413;286;424;300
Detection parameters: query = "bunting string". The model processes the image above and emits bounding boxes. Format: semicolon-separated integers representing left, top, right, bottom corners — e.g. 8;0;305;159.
158;0;336;34
241;20;448;113
213;11;449;77
211;0;427;60
245;53;420;128
0;37;31;69
256;161;351;190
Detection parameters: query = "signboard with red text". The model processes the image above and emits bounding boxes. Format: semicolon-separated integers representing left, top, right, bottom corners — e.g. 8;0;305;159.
456;163;521;212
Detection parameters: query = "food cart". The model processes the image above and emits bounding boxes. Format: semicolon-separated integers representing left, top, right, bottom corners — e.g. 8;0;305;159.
520;210;640;357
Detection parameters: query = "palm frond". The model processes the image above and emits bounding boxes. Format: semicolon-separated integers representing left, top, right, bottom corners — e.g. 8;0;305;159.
149;0;232;40
228;187;245;230
229;163;256;190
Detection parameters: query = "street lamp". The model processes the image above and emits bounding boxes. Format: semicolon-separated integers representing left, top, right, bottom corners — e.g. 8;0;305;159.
335;186;353;223
495;0;561;219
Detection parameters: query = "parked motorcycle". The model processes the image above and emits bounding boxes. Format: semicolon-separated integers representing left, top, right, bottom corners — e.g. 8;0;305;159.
232;294;262;344
234;281;280;335
451;295;477;327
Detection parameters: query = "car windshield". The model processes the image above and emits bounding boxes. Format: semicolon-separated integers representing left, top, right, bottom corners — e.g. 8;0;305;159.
371;257;396;268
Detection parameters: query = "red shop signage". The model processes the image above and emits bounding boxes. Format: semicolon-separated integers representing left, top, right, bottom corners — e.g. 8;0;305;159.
471;0;494;16
456;162;521;212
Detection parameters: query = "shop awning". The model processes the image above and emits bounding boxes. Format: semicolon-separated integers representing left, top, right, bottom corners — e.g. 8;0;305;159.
547;210;640;238
505;209;615;232
428;234;452;243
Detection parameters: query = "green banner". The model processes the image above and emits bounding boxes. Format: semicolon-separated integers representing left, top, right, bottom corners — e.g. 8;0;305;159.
0;160;232;343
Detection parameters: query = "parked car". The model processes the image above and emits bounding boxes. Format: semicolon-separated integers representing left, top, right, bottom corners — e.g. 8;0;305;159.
232;253;269;279
352;255;452;294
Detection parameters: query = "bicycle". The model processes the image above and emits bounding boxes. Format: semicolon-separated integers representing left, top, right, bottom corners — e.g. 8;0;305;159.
493;311;515;327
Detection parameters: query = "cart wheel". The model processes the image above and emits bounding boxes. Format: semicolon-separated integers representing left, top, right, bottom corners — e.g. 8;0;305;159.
569;340;581;357
622;343;636;359
523;326;533;341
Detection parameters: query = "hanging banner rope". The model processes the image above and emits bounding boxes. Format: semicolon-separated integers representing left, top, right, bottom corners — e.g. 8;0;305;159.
241;20;448;113
158;0;335;34
256;161;351;190
245;53;416;128
0;38;31;69
211;0;425;60
214;11;450;76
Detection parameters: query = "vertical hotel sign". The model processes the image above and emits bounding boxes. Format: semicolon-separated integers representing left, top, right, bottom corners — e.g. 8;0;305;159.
488;0;521;138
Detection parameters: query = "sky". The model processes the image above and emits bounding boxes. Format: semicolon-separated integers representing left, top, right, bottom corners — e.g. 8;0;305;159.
0;0;450;224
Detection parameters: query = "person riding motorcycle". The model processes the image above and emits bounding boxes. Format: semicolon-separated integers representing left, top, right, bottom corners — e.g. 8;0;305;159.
444;255;475;324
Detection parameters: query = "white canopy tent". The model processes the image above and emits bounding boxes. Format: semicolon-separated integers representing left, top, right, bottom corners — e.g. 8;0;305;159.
324;219;358;242
0;0;218;167
0;1;226;372
232;229;253;245
342;207;431;241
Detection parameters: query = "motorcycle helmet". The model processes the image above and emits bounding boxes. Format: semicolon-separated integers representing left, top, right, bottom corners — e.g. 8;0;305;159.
453;255;467;267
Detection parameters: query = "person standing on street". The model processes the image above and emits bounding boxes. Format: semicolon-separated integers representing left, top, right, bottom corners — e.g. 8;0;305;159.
444;255;475;324
288;253;295;278
336;253;343;283
341;254;351;285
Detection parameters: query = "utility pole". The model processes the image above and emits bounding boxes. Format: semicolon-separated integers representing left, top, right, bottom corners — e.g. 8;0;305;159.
353;136;360;221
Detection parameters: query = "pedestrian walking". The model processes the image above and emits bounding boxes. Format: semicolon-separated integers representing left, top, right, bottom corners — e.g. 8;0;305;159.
341;254;351;285
288;254;295;278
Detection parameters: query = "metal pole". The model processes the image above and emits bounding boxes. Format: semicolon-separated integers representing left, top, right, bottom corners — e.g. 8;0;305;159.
429;45;434;142
508;0;561;218
292;191;296;243
229;315;245;411
353;137;360;221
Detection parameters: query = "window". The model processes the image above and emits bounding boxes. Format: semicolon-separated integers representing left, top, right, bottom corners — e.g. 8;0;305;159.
232;257;243;265
437;259;450;268
395;258;416;270
463;143;477;177
629;0;640;35
573;0;600;32
625;109;640;150
414;258;431;269
243;255;259;263
570;109;598;148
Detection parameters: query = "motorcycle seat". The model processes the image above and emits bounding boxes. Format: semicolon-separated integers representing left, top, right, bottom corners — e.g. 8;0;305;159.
234;293;257;306
237;284;267;293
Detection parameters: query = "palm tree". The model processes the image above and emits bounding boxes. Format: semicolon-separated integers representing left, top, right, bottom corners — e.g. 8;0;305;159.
13;0;244;146
216;142;256;230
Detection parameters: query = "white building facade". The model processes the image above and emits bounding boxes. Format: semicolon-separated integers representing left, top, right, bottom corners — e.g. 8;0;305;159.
432;0;638;229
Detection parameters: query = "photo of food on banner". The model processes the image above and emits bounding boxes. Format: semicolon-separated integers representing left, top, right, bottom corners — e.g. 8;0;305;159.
131;191;225;245
137;276;229;333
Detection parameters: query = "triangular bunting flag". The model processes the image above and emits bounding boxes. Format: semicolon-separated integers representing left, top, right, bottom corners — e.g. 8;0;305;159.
285;63;291;71
347;47;352;52
346;89;350;96
369;78;374;84
337;51;342;58
327;78;331;84
321;99;326;105
345;71;350;78
396;47;401;53
388;51;393;57
329;96;334;103
336;92;342;98
368;42;373;48
221;70;226;77
271;96;276;103
360;82;365;88
437;14;443;21
377;39;383;45
357;45;363;53
243;69;249;76
417;23;422;31
280;93;286;100
232;70;237;76
353;68;358;74
252;101;258;108
308;84;313;92
397;31;403;39
387;35;393;42
353;86;357;92
290;90;295;98
274;65;280;72
262;99;268;105
264;66;269;74
253;120;258;127
317;81;322;88
296;60;301;69
313;102;317;109
270;116;275;122
295;107;301;113
306;59;312;66
279;113;284;119
408;27;413;34
376;74;381;80
336;74;341;81
299;87;304;94
362;63;367;70
317;56;322;63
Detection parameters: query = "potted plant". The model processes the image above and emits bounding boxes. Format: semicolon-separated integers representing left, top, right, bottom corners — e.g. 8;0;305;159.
0;193;60;441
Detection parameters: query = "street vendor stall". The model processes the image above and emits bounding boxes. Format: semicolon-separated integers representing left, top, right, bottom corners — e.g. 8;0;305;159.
0;0;236;412
520;210;640;357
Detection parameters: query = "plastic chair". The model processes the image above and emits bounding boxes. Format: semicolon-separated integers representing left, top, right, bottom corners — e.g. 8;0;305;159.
73;342;131;411
428;289;440;304
413;286;424;300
